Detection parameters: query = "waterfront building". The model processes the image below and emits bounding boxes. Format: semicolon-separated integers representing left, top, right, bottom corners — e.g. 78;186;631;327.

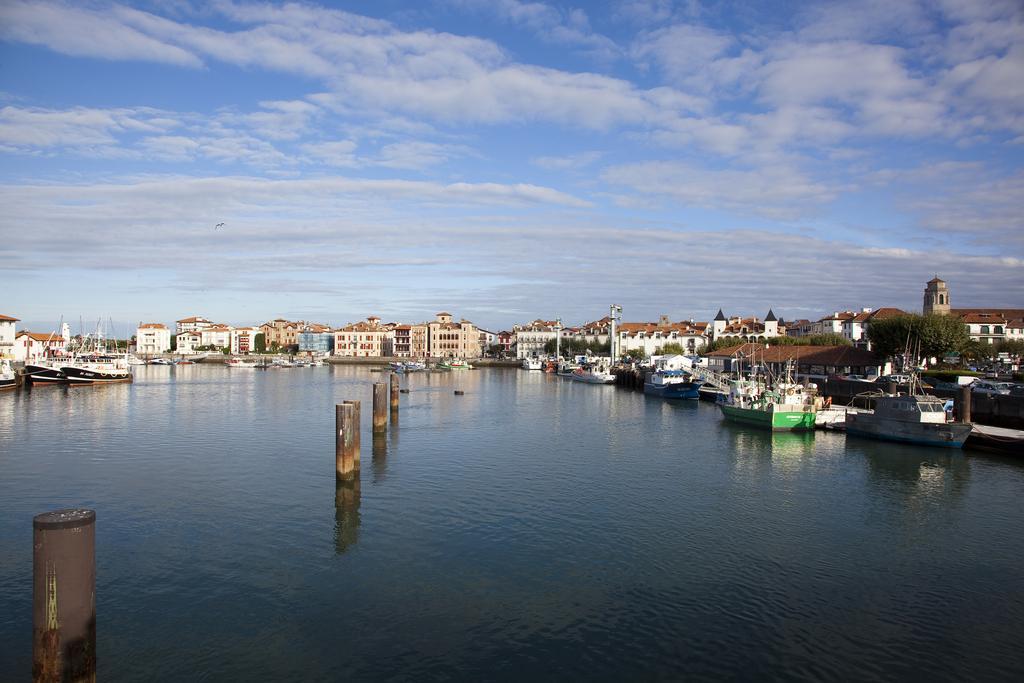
513;319;560;359
13;331;65;362
617;316;709;357
259;319;308;352
176;316;214;334
391;325;412;357
230;327;261;355
334;316;390;357
298;324;334;355
841;308;907;348
922;277;1024;345
478;329;498;354
710;309;784;342
496;331;515;356
136;323;171;354
427;312;481;359
201;325;232;351
705;343;883;382
176;331;202;354
410;324;429;358
0;314;17;359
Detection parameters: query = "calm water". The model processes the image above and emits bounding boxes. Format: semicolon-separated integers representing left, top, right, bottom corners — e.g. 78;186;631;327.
2;365;1024;680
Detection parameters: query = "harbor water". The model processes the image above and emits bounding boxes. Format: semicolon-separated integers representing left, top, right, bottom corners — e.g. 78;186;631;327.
2;366;1024;680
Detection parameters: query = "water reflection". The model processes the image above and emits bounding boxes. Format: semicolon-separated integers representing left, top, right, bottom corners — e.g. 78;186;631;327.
334;476;361;554
372;432;389;482
856;442;971;503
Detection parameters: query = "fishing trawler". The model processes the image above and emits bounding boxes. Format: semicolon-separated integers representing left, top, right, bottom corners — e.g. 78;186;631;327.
845;383;972;448
644;370;704;399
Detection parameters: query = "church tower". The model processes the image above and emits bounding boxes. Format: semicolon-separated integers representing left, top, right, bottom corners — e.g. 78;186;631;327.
712;309;727;339
923;277;950;316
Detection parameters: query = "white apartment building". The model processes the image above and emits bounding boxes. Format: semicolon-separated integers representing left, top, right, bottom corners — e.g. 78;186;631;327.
230;327;261;355
617;317;709;357
136;323;171;354
176;331;202;354
513;319;560;359
176;316;214;334
201;326;232;350
0;314;17;359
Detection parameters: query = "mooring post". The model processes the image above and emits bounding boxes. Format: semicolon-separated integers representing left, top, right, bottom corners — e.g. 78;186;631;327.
336;403;356;480
390;372;399;416
887;381;898;396
958;385;972;423
373;382;387;433
344;400;361;473
33;508;96;683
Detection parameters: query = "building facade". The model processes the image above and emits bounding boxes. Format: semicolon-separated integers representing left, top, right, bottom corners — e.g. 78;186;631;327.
176;331;202;354
176;316;213;334
334;316;390;357
513;319;560;359
201;326;232;350
426;312;481;359
13;332;66;362
230;327;260;355
617;316;709;357
0;314;17;359
710;309;783;342
136;323;171;354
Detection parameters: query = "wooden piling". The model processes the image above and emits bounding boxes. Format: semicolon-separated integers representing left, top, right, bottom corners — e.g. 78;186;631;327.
373;382;387;433
887;381;898;395
958;385;972;423
33;508;96;683
390;372;399;416
344;400;361;472
336;403;355;480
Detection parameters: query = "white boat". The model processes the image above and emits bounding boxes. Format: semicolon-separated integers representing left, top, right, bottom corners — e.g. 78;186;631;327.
225;358;259;368
571;364;615;384
149;358;174;365
1;359;17;391
522;358;543;371
127;355;147;366
556;361;580;376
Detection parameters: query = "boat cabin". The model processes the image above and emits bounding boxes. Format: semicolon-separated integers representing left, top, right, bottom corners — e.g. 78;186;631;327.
874;395;949;424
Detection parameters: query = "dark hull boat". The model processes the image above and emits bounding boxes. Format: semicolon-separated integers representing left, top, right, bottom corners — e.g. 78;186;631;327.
61;364;132;384
24;363;68;385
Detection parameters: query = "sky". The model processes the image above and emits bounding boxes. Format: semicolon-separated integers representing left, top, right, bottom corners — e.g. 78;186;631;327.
1;0;1022;333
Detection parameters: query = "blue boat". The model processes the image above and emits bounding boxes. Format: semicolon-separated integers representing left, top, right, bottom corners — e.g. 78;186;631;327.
644;370;704;399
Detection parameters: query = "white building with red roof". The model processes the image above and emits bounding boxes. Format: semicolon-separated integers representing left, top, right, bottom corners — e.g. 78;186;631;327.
136;323;171;354
13;331;66;363
0;314;18;359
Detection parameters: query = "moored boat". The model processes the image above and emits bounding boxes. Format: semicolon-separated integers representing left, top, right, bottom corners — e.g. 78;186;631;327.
717;378;817;431
572;364;615;384
522;358;543;371
24;361;68;385
644;370;704;399
61;355;133;384
0;360;18;391
225;358;259;368
845;392;971;448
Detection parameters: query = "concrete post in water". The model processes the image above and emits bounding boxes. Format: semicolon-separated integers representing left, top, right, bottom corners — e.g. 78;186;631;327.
33;508;96;683
390;372;399;416
373;382;387;433
344;400;361;472
958;385;972;423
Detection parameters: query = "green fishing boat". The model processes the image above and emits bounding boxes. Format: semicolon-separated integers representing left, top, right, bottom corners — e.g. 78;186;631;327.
717;378;817;431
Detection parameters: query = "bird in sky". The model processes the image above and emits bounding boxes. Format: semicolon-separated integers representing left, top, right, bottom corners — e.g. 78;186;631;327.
215;222;225;230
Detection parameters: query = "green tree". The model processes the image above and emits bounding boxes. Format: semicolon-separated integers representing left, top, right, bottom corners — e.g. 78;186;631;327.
623;348;645;361
995;339;1024;357
169;334;177;352
254;333;266;354
654;342;686;355
866;314;970;360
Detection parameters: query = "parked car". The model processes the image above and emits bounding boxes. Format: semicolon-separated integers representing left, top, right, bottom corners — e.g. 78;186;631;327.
1010;385;1024;397
838;374;875;382
878;374;912;384
984;370;999;379
971;381;1012;395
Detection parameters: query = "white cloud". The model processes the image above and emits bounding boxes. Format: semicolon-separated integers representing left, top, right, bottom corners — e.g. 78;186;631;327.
602;161;839;220
531;151;603;170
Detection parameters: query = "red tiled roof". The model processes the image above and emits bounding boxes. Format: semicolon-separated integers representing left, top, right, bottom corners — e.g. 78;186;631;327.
139;323;167;329
176;316;210;323
0;314;19;322
17;332;65;342
953;308;1024;320
706;343;880;366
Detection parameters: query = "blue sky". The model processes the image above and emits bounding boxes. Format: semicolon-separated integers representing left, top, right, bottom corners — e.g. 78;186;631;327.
1;0;1022;333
